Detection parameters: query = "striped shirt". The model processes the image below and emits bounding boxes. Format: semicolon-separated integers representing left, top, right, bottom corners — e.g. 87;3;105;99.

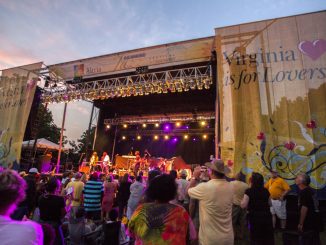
83;180;104;212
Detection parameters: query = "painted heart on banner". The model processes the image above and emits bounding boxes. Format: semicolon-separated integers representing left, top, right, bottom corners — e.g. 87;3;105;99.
298;39;326;60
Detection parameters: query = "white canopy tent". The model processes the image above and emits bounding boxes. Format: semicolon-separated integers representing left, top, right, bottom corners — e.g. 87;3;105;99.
22;138;67;151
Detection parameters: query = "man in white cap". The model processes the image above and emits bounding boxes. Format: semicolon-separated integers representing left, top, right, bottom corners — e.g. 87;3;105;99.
188;159;234;245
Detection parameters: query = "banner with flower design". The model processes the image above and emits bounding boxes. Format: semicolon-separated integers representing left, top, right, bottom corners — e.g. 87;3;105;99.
0;62;42;169
215;11;326;197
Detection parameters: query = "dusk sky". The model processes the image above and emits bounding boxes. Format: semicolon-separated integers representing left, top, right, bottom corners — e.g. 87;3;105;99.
1;0;325;144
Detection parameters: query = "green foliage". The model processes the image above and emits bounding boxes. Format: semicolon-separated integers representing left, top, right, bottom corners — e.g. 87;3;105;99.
36;104;61;144
69;126;95;154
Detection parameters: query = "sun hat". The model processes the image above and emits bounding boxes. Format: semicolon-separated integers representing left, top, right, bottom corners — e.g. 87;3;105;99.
204;159;230;175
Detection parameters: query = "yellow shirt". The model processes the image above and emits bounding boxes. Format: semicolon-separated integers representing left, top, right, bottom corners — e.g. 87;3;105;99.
66;180;84;206
264;177;290;199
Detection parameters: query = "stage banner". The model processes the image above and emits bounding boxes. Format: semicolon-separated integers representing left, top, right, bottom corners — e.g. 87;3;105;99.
48;37;214;80
0;62;42;169
215;11;326;198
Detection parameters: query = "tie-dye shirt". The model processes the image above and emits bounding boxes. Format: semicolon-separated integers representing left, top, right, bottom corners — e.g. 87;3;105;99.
128;203;189;245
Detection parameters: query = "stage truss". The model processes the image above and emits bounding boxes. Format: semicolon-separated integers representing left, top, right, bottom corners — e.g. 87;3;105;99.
41;64;212;104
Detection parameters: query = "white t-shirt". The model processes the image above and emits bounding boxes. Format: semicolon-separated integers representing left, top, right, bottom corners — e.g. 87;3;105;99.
0;215;43;245
188;179;234;245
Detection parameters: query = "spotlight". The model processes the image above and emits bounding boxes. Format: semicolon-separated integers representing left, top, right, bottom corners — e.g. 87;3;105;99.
164;125;170;130
176;122;181;127
164;135;169;140
184;135;189;140
137;135;141;140
122;136;126;140
154;135;159;140
106;124;111;129
203;134;208;139
123;124;128;128
155;123;159;127
173;137;178;142
200;121;206;126
142;123;147;128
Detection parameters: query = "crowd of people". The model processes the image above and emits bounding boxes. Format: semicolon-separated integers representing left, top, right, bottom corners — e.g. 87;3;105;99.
0;159;323;245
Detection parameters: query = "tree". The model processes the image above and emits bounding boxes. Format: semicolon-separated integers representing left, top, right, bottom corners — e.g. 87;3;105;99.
35;104;61;144
69;126;96;154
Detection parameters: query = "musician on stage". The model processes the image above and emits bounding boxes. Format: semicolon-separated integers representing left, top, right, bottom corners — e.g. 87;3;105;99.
101;152;110;173
134;151;141;176
90;151;99;172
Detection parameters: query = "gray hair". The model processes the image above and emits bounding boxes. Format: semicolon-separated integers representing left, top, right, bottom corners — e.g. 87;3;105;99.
297;173;310;186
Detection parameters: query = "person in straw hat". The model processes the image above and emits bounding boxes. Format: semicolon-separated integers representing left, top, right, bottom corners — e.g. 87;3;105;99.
188;159;234;245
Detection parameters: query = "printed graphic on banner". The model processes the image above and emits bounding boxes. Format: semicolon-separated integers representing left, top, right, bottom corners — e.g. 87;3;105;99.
0;62;42;169
216;11;326;198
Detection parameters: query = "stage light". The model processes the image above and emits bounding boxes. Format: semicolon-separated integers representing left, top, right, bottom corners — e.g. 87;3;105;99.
164;125;170;130
164;135;169;140
200;121;206;126
176;122;181;127
137;135;141;140
123;124;128;128
173;137;178;142
155;123;159;127
193;138;197;141
106;124;111;129
203;134;208;139
142;123;147;128
184;135;189;140
154;135;159;140
122;136;126;140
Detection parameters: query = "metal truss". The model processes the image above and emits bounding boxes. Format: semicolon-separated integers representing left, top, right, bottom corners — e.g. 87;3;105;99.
41;65;212;103
103;112;215;126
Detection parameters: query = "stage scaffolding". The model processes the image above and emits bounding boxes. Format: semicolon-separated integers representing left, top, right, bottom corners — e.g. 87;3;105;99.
41;64;213;103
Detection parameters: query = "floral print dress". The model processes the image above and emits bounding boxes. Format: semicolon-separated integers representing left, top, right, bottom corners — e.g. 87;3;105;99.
128;203;189;245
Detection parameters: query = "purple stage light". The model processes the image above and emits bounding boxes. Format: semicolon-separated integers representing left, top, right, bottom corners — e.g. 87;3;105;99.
193;138;197;141
164;124;170;130
173;137;178;142
185;126;189;129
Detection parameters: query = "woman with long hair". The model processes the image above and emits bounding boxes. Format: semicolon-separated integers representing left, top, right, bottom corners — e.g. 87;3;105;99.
241;172;274;245
38;177;68;245
116;173;131;219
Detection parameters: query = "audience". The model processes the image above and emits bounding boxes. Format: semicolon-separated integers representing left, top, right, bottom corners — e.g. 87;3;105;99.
241;172;274;245
126;175;145;220
129;174;194;245
102;174;118;220
295;173;321;244
188;160;234;245
0;157;325;245
83;172;103;220
117;173;131;219
265;168;290;229
230;172;248;240
38;177;67;245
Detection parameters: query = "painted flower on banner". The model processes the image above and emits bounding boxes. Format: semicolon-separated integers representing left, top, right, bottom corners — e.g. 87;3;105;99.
284;141;296;151
257;132;265;140
227;160;233;167
306;120;317;129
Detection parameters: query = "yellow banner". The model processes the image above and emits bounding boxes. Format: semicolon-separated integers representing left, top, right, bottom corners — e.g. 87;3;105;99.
216;11;326;193
0;62;42;168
